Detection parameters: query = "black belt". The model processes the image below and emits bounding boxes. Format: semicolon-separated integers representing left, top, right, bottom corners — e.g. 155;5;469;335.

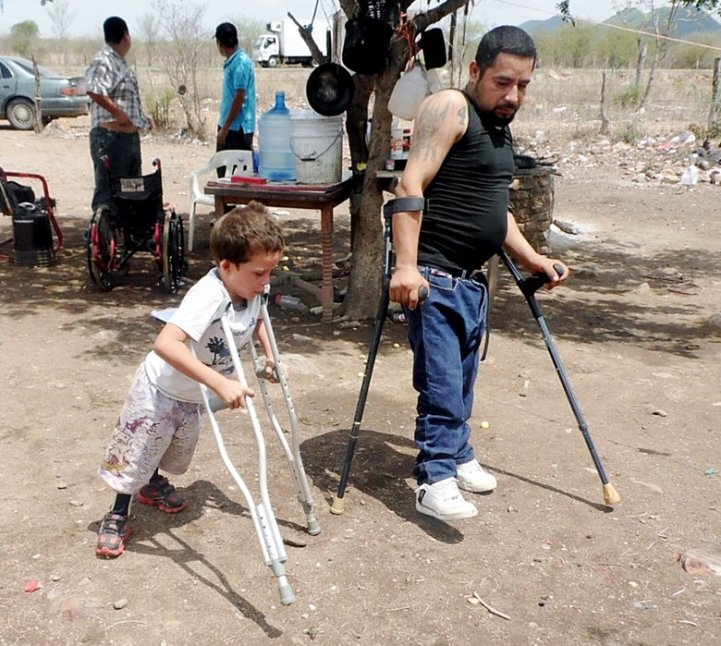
427;266;485;281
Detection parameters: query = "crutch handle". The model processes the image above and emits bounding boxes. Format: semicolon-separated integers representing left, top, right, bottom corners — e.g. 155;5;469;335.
522;263;565;296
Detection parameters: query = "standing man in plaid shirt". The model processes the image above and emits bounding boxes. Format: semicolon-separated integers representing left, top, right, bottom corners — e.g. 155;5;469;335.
85;16;152;212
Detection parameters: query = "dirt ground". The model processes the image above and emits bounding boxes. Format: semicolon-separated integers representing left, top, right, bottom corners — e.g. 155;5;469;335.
1;113;721;646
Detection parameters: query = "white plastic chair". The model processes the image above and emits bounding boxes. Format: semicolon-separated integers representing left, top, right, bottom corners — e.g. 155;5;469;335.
187;149;253;251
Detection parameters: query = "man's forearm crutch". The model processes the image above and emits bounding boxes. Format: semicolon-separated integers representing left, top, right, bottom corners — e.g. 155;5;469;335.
498;249;621;507
331;197;426;515
197;306;296;606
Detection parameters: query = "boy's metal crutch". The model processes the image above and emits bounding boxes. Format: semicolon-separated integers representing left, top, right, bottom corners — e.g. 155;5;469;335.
331;197;426;515
197;291;320;606
498;249;621;506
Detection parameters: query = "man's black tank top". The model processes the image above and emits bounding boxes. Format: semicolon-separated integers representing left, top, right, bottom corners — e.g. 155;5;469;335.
418;90;514;274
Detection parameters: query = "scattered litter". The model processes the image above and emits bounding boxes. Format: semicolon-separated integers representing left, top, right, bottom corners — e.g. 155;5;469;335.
680;164;699;186
629;477;663;494
24;579;41;593
632;600;656;610
667;281;702;295
467;592;510;620
704;467;719;477
553;218;582;235
678;548;721;576
283;536;308;548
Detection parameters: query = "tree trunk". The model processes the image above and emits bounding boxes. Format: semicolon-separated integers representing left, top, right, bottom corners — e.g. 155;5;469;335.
635;39;647;87
342;55;406;321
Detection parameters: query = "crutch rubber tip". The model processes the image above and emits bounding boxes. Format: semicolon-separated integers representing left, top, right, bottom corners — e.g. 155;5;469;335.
602;483;621;506
329;496;345;515
279;583;296;606
307;518;321;535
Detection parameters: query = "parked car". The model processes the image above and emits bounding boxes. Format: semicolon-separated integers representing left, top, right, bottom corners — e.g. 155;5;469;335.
0;55;89;130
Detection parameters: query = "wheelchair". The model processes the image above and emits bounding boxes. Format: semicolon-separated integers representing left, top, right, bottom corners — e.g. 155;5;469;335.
85;157;186;293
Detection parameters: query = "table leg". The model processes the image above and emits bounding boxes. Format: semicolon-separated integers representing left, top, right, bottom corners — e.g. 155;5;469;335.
214;196;225;218
320;205;334;323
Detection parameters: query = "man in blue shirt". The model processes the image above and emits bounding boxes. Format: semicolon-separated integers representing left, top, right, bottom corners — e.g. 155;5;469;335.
215;22;256;159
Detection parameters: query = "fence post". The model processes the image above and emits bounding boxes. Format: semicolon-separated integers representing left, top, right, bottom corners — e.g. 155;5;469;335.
709;58;721;136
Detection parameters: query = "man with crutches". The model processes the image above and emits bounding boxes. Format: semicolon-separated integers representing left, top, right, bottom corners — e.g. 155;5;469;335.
390;26;569;522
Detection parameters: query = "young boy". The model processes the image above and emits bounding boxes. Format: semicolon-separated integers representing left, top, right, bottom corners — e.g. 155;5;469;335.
96;202;284;558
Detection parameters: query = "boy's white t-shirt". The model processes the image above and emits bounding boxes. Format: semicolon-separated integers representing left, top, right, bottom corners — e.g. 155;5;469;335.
144;268;262;403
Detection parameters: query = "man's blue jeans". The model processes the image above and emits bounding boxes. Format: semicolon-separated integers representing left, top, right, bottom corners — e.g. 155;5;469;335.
403;266;489;485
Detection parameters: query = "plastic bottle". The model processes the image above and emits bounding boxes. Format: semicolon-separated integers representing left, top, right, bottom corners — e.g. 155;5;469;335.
387;117;404;171
259;91;296;182
274;294;308;312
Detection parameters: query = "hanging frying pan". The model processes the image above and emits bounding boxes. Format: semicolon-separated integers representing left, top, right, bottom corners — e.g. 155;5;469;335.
305;62;355;116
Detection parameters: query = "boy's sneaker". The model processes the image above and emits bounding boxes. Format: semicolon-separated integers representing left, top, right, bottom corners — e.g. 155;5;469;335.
456;460;497;493
96;512;132;558
137;476;187;513
415;477;478;522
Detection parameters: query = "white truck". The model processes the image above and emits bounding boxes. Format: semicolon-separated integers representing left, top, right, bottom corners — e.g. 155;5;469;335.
252;18;329;68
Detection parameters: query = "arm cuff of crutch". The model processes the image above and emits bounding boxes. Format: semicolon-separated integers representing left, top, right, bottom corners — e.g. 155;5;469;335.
383;197;426;217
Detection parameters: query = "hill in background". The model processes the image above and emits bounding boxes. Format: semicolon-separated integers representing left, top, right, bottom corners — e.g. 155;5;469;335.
521;5;721;38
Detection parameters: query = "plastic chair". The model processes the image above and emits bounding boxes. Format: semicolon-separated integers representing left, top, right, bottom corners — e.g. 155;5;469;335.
187;149;253;251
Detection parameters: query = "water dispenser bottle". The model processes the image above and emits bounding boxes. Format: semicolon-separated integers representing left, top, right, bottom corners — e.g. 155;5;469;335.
259;91;296;182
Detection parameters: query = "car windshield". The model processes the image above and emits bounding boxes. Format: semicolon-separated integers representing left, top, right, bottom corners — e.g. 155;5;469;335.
13;58;61;77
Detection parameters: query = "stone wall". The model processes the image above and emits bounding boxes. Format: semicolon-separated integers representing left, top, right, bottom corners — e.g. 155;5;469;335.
509;167;555;255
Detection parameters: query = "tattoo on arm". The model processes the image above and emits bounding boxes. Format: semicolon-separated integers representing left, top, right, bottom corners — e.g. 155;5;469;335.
414;100;452;163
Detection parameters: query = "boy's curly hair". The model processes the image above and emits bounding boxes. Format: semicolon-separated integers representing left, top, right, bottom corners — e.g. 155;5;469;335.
209;201;285;265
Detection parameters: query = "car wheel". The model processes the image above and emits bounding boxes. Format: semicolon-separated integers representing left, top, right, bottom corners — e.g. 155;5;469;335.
268;56;278;68
7;98;36;130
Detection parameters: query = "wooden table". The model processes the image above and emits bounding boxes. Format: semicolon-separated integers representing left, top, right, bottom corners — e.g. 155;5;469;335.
204;176;353;323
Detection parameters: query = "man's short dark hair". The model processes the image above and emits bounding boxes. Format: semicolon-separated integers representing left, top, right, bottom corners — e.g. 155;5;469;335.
103;17;128;45
215;22;239;48
475;26;537;76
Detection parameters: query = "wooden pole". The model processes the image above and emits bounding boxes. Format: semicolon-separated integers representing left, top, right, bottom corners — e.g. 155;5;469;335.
709;58;721;137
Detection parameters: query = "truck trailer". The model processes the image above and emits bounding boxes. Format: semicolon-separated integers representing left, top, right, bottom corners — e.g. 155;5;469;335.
252;18;330;68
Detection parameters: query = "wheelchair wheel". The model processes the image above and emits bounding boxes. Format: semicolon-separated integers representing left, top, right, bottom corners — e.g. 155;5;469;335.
86;206;118;291
162;210;185;294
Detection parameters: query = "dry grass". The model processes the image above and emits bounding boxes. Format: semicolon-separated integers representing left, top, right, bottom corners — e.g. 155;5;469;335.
135;65;713;143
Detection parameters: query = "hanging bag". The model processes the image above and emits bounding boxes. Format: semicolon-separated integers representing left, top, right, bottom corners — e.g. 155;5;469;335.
388;62;431;120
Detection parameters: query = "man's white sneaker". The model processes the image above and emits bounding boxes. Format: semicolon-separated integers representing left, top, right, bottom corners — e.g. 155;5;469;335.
456;460;497;493
415;477;478;522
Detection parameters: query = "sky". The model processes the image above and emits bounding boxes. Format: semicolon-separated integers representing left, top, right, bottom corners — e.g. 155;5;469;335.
0;0;631;39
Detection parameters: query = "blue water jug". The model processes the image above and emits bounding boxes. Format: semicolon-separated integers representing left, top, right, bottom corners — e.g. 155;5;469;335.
259;91;296;182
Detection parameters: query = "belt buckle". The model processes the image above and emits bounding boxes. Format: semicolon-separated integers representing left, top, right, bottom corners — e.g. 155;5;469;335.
428;267;452;279
461;268;483;281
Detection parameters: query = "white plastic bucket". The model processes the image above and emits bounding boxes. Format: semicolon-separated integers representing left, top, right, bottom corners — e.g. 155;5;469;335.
290;110;343;184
